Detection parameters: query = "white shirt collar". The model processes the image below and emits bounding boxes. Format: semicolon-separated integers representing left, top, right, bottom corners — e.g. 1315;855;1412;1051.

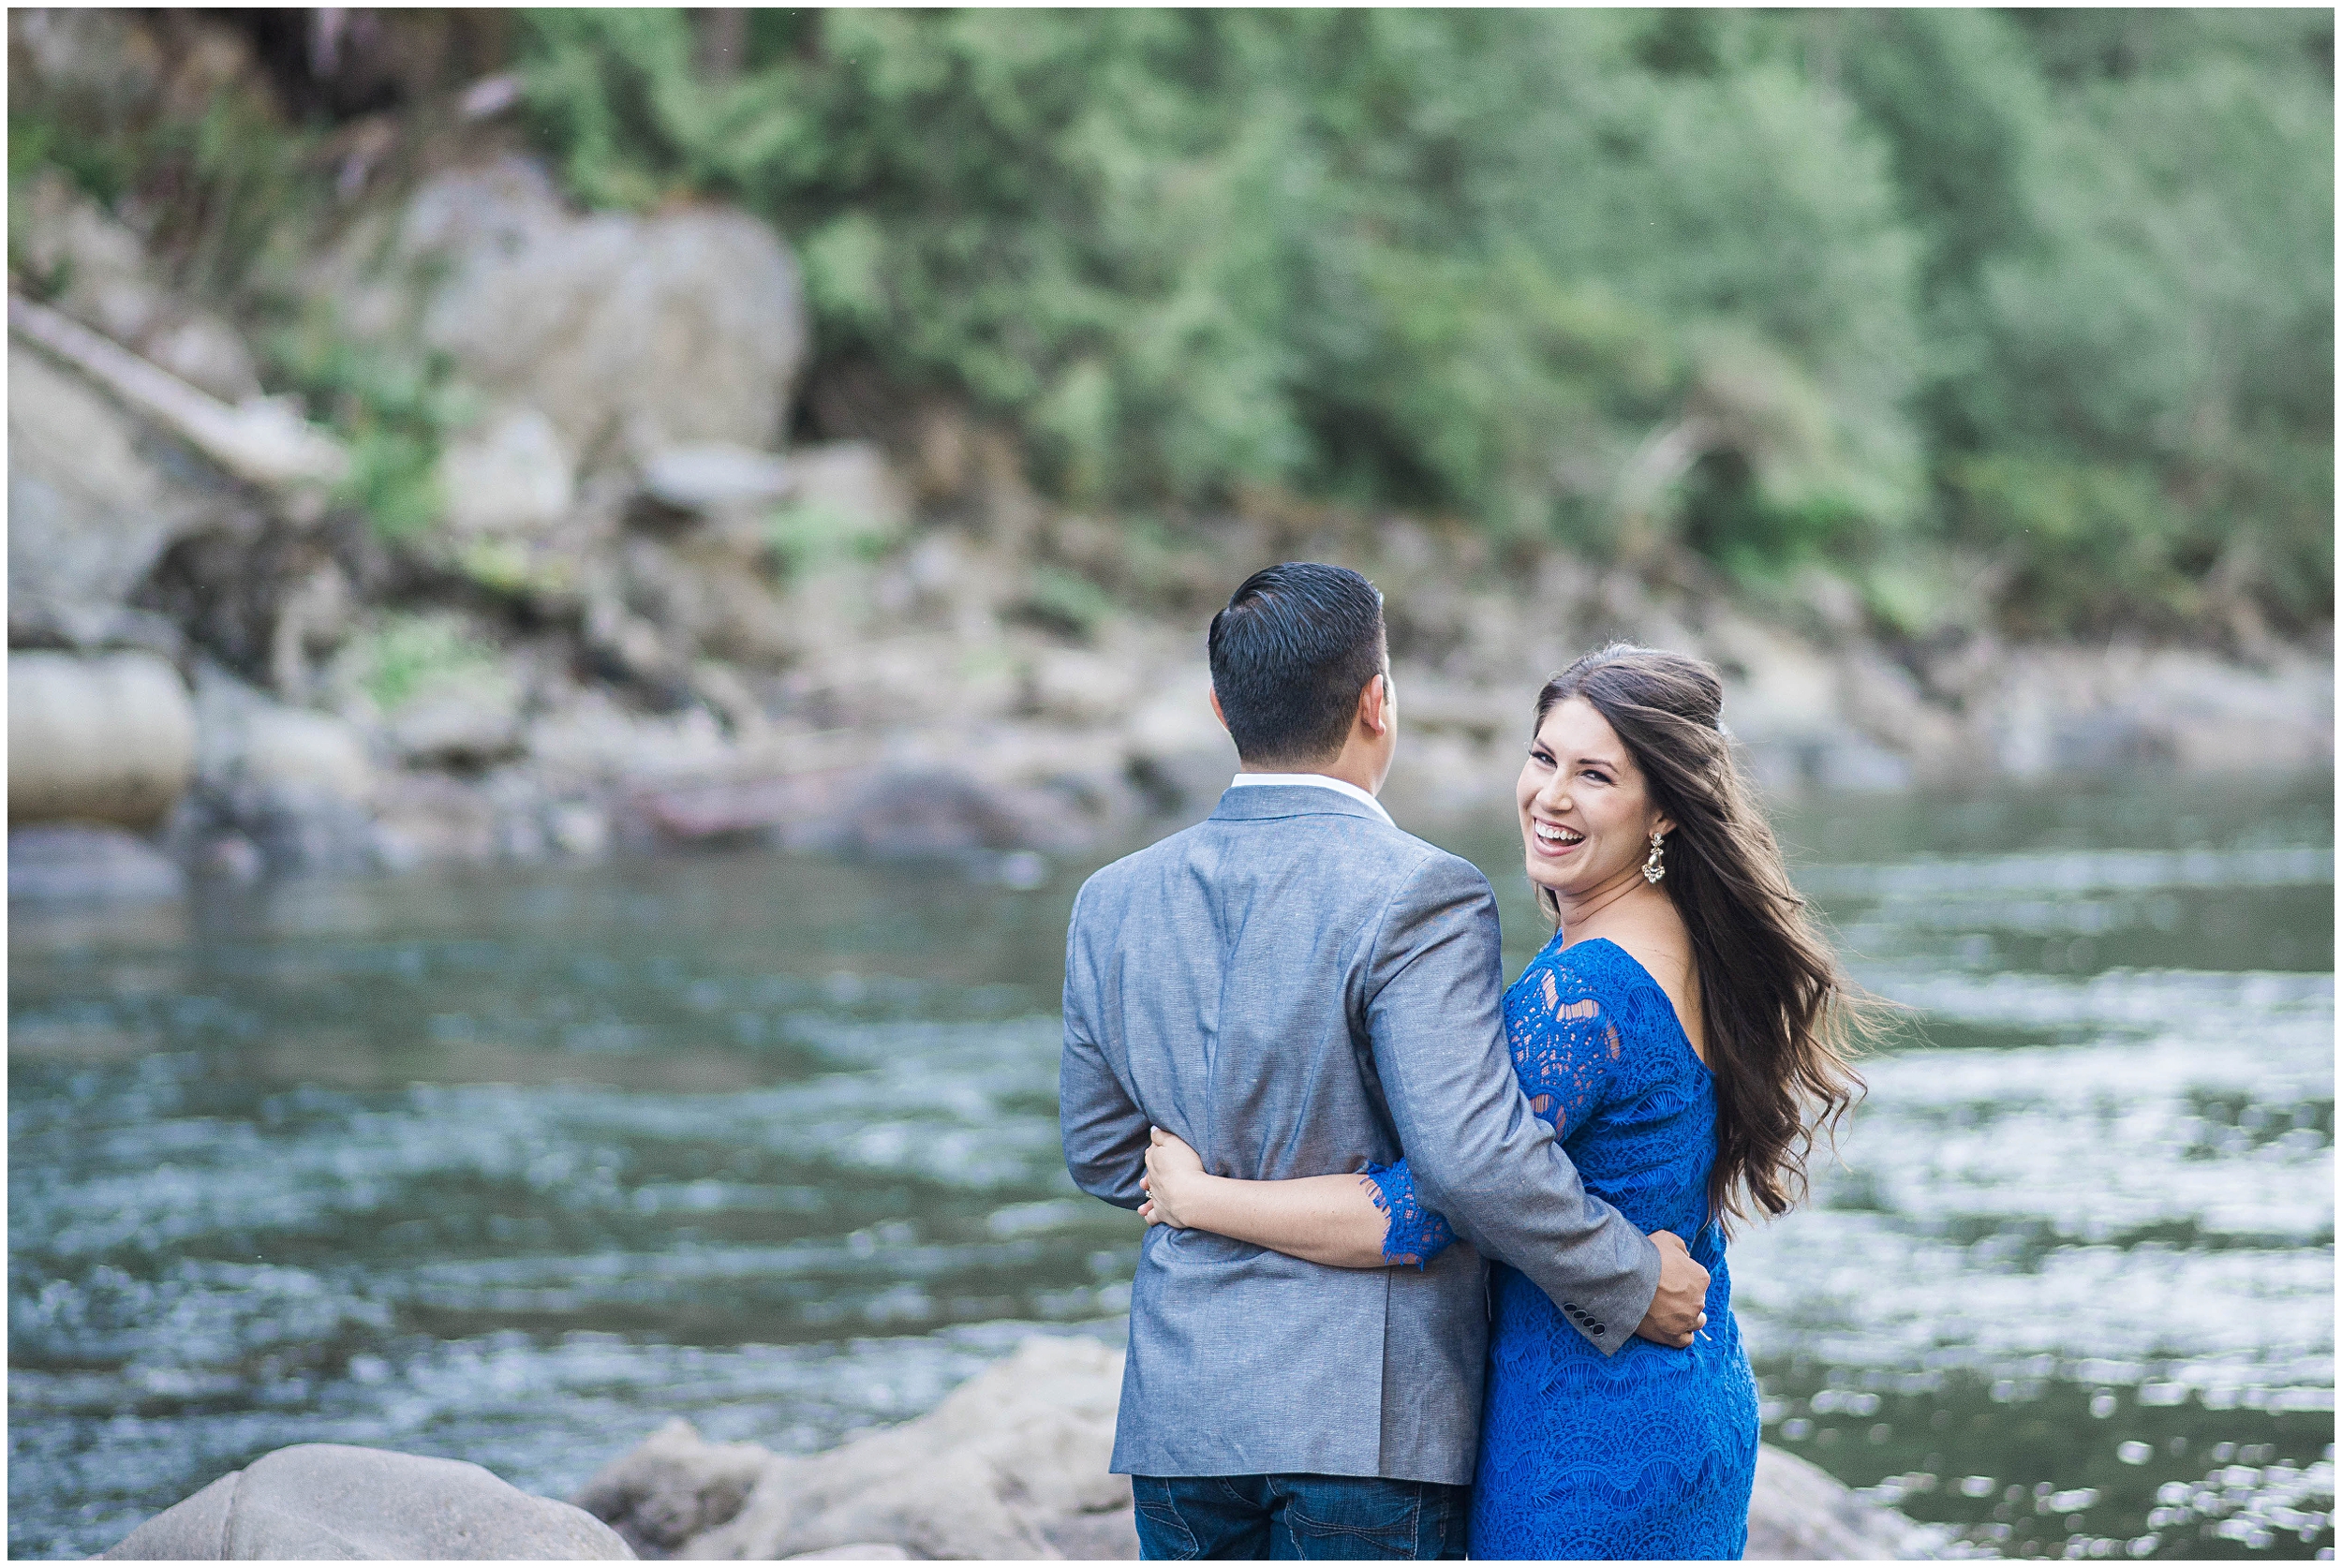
1225;772;1395;827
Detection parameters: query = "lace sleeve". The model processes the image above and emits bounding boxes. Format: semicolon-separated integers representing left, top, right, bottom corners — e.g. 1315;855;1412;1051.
1511;955;1625;1139
1361;1160;1458;1268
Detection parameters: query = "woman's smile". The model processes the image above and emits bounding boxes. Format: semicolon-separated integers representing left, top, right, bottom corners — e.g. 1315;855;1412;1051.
1528;818;1586;858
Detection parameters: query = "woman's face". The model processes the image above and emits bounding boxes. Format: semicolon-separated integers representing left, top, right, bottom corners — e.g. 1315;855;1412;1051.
1517;696;1671;900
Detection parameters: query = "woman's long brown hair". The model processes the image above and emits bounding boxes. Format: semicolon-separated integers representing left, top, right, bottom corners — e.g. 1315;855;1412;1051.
1534;643;1872;1230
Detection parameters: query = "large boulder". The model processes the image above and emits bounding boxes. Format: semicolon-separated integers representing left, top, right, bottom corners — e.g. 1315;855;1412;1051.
182;664;379;875
97;1442;633;1560
8;649;197;828
328;156;806;472
8;343;209;620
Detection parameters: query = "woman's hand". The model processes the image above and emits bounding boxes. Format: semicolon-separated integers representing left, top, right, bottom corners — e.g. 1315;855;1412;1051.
1136;1126;1208;1229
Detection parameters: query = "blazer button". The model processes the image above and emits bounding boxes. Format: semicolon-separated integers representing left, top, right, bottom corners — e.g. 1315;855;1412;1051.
1594;1324;1608;1335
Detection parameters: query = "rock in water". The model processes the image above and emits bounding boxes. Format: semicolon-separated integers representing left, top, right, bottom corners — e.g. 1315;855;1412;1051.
183;664;378;876
571;1420;771;1559
97;1442;634;1560
574;1335;1135;1560
1748;1445;1934;1559
8;823;185;905
8;650;197;829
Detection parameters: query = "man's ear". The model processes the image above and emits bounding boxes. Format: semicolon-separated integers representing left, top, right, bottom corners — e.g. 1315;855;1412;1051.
1358;673;1390;737
1209;688;1230;733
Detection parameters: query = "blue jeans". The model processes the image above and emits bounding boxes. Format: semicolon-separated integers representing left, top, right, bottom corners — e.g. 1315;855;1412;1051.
1132;1473;1471;1561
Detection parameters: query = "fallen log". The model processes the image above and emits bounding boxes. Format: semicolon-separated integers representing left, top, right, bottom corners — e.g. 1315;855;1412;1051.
7;293;346;495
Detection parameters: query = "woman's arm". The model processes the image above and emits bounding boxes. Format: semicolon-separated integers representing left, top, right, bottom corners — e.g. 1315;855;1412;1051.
1137;1127;1448;1269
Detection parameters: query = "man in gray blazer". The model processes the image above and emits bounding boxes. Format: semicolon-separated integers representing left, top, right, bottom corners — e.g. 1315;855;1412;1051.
1060;563;1711;1558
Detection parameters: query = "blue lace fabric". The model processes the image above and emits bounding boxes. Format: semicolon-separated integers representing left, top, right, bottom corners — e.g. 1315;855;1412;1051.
1366;936;1759;1561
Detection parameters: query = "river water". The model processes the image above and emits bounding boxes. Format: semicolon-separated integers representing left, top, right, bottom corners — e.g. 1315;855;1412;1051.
10;771;2333;1560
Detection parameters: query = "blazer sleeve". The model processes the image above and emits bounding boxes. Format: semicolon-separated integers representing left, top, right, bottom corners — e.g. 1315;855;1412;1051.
1359;851;1661;1354
1060;879;1149;1210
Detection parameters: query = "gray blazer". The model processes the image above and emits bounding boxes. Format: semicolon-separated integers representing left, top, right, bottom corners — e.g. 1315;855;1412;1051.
1060;784;1660;1485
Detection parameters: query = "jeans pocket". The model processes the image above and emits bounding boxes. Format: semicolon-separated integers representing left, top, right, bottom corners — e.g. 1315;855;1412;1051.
1133;1477;1205;1560
1282;1481;1423;1559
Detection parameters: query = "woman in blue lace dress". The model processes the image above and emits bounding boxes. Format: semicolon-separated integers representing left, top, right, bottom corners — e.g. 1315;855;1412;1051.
1138;644;1869;1559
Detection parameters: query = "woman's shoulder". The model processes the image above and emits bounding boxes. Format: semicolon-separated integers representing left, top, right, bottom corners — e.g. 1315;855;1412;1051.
1538;937;1684;1038
1548;935;1661;992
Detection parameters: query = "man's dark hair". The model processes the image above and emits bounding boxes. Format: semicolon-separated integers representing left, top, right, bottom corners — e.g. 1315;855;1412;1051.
1208;563;1387;765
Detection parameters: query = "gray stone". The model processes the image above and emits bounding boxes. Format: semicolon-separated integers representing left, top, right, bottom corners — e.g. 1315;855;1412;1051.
196;668;375;804
195;830;266;884
576;1335;1133;1561
1023;647;1139;728
97;1442;634;1560
1747;1444;1934;1560
640;443;793;513
571;1419;769;1559
9;597;190;661
185;664;379;876
1815;734;1915;792
783;1546;911;1561
8;649;197;829
8;823;185;905
385;688;526;770
602;533;799;673
438;405;576;538
141;313;265;406
339;156;806;471
783;442;912;538
829;770;1083;861
545;802;613;859
7;343;205;615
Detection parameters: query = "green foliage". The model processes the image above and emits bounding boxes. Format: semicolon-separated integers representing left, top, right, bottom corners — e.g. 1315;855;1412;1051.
265;310;475;541
511;9;1929;562
346;611;503;713
10;49;324;304
511;7;2336;640
12;17;461;544
765;496;905;578
1013;567;1119;643
13;9;2333;640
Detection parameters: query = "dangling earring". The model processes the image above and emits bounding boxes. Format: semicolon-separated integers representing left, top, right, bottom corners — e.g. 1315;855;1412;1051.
1642;831;1667;885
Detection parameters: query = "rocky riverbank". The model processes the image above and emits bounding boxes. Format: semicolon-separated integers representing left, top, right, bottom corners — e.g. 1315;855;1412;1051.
8;13;2332;904
100;1335;1950;1561
571;1335;1950;1560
